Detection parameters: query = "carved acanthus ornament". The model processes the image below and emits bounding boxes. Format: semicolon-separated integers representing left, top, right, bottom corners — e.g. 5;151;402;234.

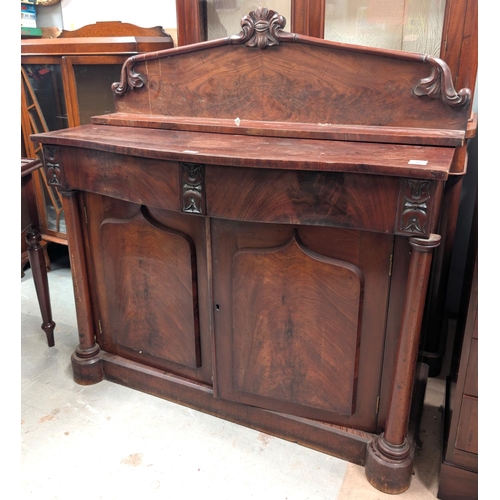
229;7;296;48
181;163;205;214
413;56;471;108
398;179;432;235
43;146;62;186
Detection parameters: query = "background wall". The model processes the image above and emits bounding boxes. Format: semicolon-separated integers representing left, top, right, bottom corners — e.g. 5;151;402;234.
36;0;178;33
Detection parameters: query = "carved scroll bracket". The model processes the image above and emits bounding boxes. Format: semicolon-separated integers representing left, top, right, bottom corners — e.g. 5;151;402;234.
413;56;471;108
111;59;146;97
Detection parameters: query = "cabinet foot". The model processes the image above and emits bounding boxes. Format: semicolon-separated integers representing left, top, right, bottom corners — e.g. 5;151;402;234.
365;433;414;494
71;345;104;385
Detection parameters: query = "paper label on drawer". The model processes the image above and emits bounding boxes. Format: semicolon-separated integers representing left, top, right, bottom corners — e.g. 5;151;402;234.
408;159;428;165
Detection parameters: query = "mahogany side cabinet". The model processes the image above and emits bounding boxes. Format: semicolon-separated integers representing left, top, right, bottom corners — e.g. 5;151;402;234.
31;9;476;494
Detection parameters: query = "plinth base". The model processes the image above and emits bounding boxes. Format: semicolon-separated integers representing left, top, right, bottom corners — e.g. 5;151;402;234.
365;434;415;494
71;346;104;385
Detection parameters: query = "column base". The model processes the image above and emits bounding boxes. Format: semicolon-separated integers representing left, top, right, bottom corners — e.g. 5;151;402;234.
71;344;104;385
365;433;415;494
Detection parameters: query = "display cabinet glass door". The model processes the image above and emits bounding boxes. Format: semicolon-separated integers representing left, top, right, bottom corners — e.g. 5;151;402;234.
324;0;446;55
71;63;123;125
203;1;292;40
22;59;124;240
22;63;69;238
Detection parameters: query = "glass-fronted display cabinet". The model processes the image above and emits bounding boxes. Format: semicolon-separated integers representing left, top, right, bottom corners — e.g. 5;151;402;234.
323;0;446;55
21;24;174;244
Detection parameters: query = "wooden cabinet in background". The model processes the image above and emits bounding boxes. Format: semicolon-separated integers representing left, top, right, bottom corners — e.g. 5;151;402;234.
438;202;478;500
21;22;174;246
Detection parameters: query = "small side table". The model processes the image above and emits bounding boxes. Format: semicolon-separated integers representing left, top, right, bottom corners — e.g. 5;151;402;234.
21;158;56;347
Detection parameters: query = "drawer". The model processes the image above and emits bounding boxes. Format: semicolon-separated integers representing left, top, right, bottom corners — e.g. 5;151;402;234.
464;338;478;398
64;148;180;212
206;165;441;235
455;395;478;455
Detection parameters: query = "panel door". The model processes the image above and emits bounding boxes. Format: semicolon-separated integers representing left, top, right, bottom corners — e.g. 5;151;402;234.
212;219;394;431
83;193;213;385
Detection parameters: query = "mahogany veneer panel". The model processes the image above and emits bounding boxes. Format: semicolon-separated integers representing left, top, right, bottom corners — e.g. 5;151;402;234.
100;206;201;369
114;43;468;132
83;193;213;384
231;233;362;415
212;220;392;430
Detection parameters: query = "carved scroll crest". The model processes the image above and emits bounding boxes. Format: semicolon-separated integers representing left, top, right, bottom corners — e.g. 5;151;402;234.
413;56;471;108
112;8;296;96
229;7;295;48
398;179;432;235
43;145;62;186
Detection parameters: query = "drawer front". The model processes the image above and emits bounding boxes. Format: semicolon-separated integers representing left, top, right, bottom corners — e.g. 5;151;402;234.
65;148;180;212
206;165;441;236
456;395;478;455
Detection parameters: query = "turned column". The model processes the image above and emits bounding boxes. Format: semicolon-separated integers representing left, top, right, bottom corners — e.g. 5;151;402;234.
365;234;441;494
59;187;103;385
41;144;103;384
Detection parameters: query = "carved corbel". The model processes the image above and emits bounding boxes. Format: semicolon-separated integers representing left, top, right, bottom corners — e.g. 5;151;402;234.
398;178;433;235
43;145;63;186
181;162;205;214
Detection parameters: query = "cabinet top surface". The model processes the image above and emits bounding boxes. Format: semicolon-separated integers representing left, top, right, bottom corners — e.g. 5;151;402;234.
32;124;454;180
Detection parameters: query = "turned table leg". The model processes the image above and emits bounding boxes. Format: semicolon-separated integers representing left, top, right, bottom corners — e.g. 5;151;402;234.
365;234;441;494
26;226;56;347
